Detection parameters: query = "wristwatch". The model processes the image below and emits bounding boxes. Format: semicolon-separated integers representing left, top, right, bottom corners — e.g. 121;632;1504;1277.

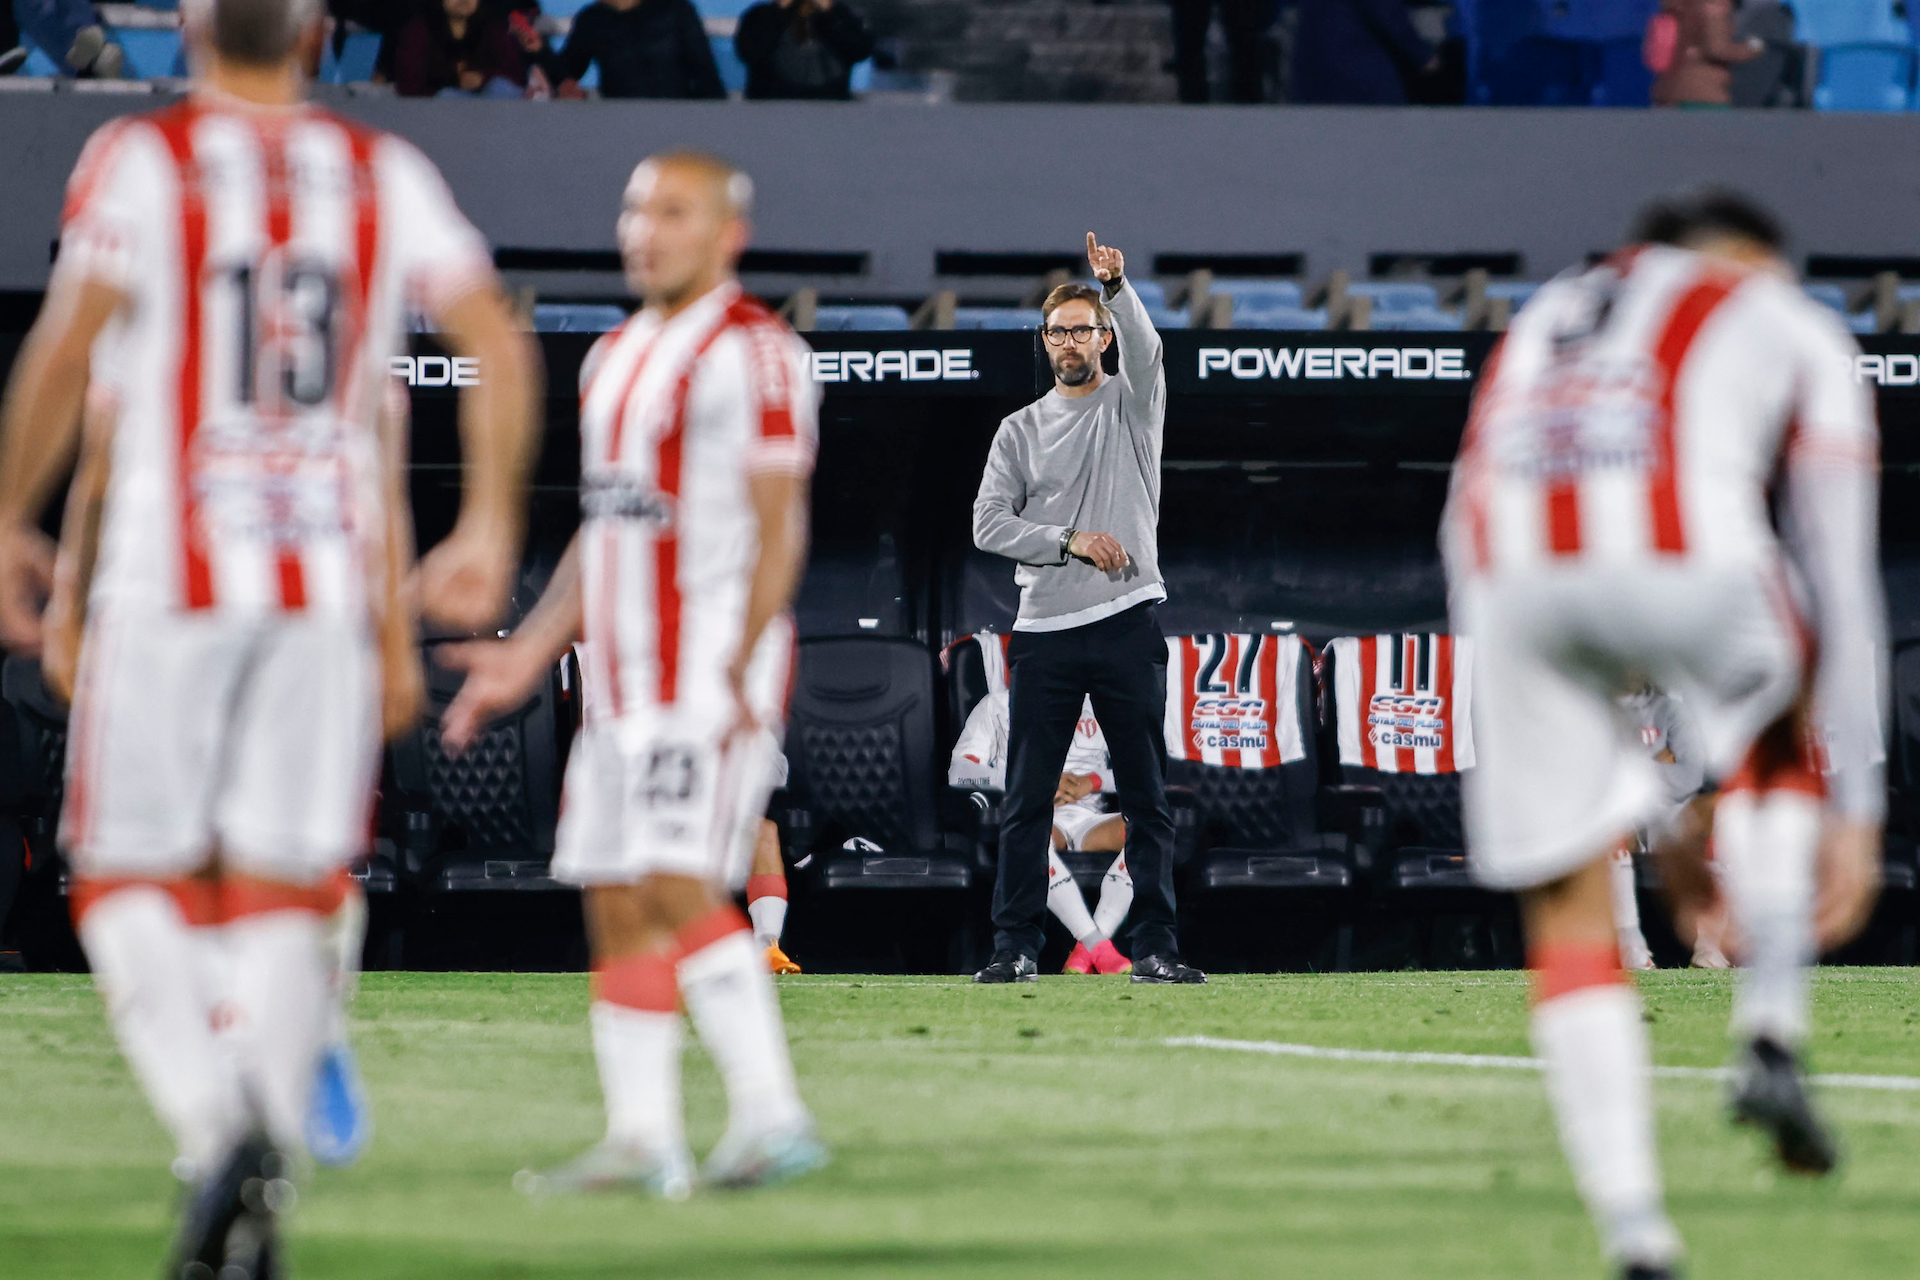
1060;527;1077;561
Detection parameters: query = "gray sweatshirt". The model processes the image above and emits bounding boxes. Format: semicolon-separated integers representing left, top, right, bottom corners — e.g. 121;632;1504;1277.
971;278;1166;632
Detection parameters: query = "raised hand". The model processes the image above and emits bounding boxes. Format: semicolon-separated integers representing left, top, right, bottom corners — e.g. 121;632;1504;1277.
1086;232;1124;284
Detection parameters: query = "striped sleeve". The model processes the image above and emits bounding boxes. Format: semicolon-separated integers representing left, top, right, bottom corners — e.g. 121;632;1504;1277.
53;119;148;296
378;135;496;321
742;322;818;477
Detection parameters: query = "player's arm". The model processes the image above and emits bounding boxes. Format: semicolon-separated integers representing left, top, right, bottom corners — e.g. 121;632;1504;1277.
413;283;541;632
40;385;115;703
1782;314;1889;946
374;384;427;740
0;277;126;651
726;470;809;730
438;531;582;753
972;428;1070;565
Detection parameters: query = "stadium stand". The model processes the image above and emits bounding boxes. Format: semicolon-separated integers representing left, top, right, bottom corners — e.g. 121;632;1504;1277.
532;302;629;333
812;304;912;331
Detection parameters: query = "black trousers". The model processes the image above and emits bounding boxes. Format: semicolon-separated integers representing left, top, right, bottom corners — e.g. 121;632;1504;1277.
993;602;1178;961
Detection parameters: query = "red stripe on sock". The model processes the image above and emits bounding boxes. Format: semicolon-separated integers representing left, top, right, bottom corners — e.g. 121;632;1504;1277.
672;904;750;960
219;876;337;922
1527;941;1625;1005
70;877;220;928
745;874;788;903
591;950;679;1013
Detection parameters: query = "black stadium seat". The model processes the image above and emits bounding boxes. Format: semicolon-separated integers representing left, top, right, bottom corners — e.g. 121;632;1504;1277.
2;656;70;855
388;643;569;892
783;636;974;891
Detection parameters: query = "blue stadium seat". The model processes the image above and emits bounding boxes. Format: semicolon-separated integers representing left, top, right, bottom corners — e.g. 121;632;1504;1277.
1484;281;1541;311
1129;279;1170;309
1794;0;1908;45
1804;283;1876;331
709;36;745;93
1813;44;1914;110
696;0;759;17
20;45;60;76
1230;306;1328;330
109;28;182;79
319;30;381;84
1146;305;1190;330
1369;306;1465;331
1210;278;1303;310
1348;282;1441;313
532;303;629;333
814;305;912;331
541;0;597;16
951;307;1042;330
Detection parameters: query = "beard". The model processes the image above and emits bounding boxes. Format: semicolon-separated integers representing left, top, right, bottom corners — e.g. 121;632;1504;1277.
1051;352;1096;386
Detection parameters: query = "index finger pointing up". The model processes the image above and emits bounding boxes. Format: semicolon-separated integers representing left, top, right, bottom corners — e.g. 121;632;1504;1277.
1087;231;1098;256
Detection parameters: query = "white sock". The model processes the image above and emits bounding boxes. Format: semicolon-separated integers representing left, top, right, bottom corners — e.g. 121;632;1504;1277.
1611;851;1651;965
591;1002;686;1153
224;909;331;1155
677;925;807;1135
1092;853;1133;943
1532;984;1679;1267
1045;848;1100;946
747;897;788;951
78;888;249;1177
1716;789;1820;1046
322;886;367;1044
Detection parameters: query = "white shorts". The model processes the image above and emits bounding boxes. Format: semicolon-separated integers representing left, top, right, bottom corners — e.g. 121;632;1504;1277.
553;622;792;890
1457;565;1802;891
62;608;380;884
1052;801;1121;851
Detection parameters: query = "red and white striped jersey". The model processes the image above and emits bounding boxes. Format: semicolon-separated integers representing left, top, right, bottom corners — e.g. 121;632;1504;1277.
1162;633;1308;769
56;96;492;622
575;282;818;719
1329;633;1475;774
1444;245;1873;579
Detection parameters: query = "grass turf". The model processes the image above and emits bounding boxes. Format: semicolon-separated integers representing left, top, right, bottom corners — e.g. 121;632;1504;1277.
4;968;1920;1279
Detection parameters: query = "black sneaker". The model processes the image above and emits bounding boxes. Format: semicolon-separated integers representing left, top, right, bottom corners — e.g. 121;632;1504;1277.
1730;1035;1838;1176
1130;954;1207;984
167;1136;293;1280
0;47;29;76
1621;1265;1679;1280
972;951;1037;983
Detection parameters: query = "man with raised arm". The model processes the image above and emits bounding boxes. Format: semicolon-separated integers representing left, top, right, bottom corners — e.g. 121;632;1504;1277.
969;234;1199;984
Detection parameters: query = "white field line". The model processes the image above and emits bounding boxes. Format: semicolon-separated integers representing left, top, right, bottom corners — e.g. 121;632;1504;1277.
1164;1035;1920;1093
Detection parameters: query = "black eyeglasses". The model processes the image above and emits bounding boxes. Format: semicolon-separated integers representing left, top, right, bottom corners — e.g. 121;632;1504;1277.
1040;324;1108;346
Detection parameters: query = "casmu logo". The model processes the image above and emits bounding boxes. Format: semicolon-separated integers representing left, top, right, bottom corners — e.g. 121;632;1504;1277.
390;356;481;386
811;349;977;383
1198;347;1472;381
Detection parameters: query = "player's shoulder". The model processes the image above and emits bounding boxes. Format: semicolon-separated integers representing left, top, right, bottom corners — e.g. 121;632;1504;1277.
63;110;171;218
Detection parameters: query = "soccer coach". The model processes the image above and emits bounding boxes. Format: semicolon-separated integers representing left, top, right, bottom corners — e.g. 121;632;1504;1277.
969;233;1203;985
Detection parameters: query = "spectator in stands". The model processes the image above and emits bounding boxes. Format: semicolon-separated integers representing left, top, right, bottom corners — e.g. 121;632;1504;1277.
1650;0;1762;107
1290;0;1437;104
733;0;874;100
9;0;122;76
1167;0;1272;102
393;0;530;97
554;0;725;99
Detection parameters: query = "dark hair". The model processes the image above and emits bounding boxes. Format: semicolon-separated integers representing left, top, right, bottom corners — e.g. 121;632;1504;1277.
210;0;316;66
1629;187;1786;253
1041;282;1111;327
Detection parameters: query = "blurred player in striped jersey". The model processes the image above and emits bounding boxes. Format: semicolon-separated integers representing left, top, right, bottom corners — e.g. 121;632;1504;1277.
441;151;823;1198
0;1;537;1272
1443;189;1884;1279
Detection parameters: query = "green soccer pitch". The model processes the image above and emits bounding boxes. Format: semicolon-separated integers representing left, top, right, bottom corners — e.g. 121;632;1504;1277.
4;969;1919;1280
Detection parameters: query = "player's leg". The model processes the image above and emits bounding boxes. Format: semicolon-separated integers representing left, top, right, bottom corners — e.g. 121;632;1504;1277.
987;631;1087;979
1611;846;1655;970
63;612;253;1179
746;818;799;974
1523;854;1681;1277
307;869;373;1167
1085;820;1134;974
1715;713;1836;1174
1046;806;1103;971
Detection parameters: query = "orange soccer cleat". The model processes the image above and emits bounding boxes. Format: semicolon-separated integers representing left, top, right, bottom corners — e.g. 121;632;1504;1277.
1062;942;1096;974
766;944;802;975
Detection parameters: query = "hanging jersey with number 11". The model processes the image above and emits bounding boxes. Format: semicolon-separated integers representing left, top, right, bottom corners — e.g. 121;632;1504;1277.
55;98;494;621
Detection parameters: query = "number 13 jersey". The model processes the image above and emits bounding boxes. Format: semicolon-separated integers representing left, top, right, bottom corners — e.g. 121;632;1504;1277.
56;97;493;622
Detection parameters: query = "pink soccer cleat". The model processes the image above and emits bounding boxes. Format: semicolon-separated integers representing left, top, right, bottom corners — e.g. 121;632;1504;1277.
1089;940;1132;975
1062;942;1096;974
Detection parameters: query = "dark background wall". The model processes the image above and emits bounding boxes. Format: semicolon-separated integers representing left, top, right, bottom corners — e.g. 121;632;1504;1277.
4;95;1920;296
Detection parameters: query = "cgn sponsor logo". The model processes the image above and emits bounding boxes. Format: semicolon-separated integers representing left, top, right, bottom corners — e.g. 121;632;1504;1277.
1198;346;1472;381
810;349;978;383
391;355;481;386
